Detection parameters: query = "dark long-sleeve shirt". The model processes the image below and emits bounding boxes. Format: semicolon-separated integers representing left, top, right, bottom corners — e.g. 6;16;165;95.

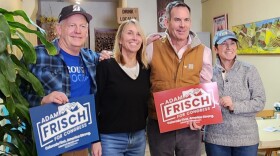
96;58;150;133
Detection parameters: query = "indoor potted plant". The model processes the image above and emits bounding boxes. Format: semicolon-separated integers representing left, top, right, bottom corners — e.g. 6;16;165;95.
0;8;56;156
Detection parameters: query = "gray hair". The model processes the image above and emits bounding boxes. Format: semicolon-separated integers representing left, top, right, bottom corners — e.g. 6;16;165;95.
165;1;191;20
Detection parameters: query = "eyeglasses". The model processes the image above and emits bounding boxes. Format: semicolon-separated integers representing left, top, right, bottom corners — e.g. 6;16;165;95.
67;23;88;31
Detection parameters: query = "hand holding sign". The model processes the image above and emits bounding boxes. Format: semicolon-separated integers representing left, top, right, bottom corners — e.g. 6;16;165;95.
30;95;99;156
189;121;202;130
153;82;223;133
41;91;69;105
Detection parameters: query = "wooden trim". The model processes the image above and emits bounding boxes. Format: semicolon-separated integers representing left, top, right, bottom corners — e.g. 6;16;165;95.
256;110;275;119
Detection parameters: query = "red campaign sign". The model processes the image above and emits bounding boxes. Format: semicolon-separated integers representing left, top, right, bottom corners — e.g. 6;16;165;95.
153;82;223;133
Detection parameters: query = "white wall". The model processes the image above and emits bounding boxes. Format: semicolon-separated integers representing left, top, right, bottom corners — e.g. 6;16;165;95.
185;0;202;33
127;0;157;35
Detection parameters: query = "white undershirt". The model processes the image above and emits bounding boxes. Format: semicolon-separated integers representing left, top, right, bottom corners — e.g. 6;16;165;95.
119;62;139;80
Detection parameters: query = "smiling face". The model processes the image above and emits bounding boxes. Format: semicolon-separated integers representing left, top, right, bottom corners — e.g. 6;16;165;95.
119;23;143;54
56;14;88;55
215;39;237;62
165;6;191;43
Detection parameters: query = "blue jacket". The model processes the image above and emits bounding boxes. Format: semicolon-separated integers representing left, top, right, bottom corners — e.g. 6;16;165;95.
25;39;100;107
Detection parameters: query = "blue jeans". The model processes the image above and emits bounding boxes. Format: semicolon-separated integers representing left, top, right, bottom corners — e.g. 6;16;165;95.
100;129;146;156
205;142;259;156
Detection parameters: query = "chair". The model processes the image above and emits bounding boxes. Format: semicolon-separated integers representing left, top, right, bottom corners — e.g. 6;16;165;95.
256;109;278;156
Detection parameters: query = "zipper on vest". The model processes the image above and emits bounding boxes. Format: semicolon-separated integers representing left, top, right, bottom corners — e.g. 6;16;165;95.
174;62;180;85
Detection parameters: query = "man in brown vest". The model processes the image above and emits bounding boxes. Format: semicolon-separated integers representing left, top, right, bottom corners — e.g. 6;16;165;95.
146;1;213;156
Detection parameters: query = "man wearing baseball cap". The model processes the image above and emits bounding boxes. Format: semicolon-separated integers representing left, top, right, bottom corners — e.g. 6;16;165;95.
25;5;100;156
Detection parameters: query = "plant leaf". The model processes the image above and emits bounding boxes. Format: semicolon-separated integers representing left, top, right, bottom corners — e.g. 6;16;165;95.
15;30;36;63
19;71;45;96
0;15;12;50
8;21;57;56
0;141;20;156
2;129;30;156
11;55;45;96
13;10;46;35
0;8;57;156
12;37;36;64
11;84;30;107
6;96;16;115
0;31;7;53
0;52;16;82
0;9;56;56
0;8;45;36
15;104;31;125
0;70;11;97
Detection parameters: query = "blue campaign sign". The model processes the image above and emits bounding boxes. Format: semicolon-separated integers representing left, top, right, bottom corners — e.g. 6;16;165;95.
29;95;99;156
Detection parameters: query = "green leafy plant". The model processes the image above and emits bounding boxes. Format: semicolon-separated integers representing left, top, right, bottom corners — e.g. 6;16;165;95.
0;8;56;156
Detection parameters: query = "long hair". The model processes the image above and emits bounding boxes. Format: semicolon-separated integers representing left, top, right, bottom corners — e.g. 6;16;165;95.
113;19;148;69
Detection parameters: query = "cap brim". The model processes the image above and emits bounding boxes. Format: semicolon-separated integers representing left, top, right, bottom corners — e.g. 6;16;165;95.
60;12;92;23
216;36;238;44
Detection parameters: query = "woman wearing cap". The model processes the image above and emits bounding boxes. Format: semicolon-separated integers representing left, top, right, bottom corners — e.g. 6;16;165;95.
203;30;266;156
91;19;149;156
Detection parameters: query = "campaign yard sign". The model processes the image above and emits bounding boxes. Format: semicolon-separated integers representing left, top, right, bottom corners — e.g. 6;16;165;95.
153;82;223;133
29;95;99;156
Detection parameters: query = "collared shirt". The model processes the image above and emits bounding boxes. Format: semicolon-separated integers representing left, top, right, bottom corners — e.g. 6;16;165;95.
146;31;213;83
25;39;100;107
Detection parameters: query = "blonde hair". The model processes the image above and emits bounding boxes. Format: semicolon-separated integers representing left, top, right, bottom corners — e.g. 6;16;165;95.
113;19;148;69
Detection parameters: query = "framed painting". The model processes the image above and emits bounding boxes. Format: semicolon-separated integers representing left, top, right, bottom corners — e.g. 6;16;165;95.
213;14;228;35
232;17;280;54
